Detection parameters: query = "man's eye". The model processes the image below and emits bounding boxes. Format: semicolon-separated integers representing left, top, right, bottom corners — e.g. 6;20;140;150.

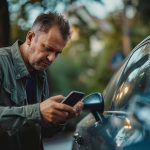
56;52;60;57
46;47;52;51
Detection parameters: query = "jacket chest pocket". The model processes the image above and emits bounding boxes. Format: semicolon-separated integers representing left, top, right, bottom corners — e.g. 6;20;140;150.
0;86;27;106
11;88;27;106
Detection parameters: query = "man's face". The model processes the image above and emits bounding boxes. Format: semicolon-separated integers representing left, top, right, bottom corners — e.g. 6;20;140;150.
26;26;67;71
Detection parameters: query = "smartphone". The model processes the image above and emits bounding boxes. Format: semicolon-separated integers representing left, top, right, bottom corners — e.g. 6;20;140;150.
61;91;85;106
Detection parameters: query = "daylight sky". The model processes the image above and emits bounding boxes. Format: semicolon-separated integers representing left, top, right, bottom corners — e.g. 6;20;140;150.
29;0;123;21
86;0;123;18
19;0;124;29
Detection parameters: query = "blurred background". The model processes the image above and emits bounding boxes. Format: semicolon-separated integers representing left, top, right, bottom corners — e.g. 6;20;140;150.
1;0;150;149
1;0;150;96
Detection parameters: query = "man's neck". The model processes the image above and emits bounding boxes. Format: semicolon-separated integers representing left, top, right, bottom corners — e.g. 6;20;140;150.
20;42;33;72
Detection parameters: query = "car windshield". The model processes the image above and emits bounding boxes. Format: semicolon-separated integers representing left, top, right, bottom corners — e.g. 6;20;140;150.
104;43;150;111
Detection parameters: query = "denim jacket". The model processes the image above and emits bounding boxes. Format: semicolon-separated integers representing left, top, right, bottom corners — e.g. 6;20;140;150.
0;41;51;150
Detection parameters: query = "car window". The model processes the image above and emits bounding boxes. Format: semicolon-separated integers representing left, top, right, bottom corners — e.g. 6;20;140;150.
112;43;150;110
103;63;126;110
123;44;147;74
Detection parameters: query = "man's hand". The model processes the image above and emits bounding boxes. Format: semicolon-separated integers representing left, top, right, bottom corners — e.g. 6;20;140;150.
67;101;84;119
40;95;75;123
73;101;84;117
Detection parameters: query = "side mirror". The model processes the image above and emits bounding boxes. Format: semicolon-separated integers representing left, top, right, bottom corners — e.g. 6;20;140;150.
82;92;104;122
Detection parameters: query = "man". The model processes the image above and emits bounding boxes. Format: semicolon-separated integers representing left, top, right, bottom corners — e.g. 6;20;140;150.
0;12;83;150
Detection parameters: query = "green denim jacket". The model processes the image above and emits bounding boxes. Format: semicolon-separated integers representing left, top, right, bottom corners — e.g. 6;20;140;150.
0;41;51;150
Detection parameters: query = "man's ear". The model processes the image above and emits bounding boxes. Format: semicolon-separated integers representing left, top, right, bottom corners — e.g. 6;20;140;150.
26;31;35;45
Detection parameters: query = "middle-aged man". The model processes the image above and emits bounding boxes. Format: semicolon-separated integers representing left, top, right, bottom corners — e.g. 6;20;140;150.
0;12;83;150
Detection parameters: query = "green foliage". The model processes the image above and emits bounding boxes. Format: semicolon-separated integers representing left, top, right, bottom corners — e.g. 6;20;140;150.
47;54;88;96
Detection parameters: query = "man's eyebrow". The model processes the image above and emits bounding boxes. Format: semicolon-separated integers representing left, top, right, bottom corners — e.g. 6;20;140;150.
44;45;62;53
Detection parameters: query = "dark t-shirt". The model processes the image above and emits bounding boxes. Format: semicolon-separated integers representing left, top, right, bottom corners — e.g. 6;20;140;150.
26;71;37;104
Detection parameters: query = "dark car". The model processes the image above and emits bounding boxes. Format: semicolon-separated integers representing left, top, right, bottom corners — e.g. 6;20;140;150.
72;35;150;150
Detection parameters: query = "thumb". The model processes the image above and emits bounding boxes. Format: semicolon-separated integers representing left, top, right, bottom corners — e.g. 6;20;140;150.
50;95;65;103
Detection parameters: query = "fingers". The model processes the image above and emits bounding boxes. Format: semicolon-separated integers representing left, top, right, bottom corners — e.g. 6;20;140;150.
40;98;75;123
47;109;69;123
73;102;84;117
40;95;84;123
55;102;75;114
50;95;65;103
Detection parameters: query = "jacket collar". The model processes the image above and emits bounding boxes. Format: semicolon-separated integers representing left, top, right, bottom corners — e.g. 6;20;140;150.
11;40;30;79
11;40;46;80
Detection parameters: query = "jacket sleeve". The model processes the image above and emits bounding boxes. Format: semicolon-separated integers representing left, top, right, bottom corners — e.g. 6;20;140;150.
0;103;41;136
0;59;42;135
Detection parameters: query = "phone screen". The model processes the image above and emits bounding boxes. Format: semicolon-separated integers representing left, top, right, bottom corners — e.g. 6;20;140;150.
61;91;85;106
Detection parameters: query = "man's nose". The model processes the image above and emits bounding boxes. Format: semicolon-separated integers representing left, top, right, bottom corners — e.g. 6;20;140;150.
47;53;56;62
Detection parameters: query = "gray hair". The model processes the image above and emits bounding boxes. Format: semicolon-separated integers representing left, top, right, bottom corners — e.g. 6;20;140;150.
31;12;71;41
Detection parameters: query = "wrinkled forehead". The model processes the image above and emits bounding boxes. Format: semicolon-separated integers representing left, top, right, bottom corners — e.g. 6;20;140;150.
35;26;66;42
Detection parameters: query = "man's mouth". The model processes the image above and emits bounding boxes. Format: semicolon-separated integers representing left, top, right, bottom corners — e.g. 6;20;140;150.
41;62;51;67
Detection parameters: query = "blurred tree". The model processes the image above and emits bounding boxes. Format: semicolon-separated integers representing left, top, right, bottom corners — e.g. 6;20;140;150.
84;13;124;92
124;0;150;47
122;0;131;55
0;0;10;47
128;0;150;23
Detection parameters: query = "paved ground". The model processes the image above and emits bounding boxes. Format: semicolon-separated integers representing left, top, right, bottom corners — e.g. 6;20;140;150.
44;132;74;150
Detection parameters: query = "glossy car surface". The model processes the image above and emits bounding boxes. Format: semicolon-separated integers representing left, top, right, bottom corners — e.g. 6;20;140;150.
72;36;150;150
